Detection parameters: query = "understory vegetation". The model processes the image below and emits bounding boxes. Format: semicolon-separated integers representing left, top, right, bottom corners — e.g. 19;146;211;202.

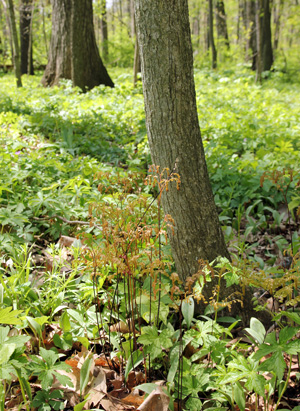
1;67;300;411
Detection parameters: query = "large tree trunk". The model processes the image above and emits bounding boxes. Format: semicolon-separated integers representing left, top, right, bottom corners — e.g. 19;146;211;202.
215;0;230;48
6;0;22;86
19;0;34;74
134;0;229;285
42;0;113;91
41;0;72;86
134;0;271;326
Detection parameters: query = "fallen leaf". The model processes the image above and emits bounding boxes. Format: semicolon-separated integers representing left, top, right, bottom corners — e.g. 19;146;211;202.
85;367;107;409
137;387;169;411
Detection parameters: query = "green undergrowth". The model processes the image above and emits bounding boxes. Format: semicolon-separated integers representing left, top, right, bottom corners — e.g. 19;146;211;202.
1;65;300;409
1;67;300;262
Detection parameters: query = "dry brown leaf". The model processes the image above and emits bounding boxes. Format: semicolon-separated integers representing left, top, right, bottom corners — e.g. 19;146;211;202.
85;367;107;409
58;235;77;248
137;387;169;411
110;321;130;334
122;391;145;407
100;396;135;410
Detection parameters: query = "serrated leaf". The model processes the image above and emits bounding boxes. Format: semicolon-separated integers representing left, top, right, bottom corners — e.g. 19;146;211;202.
279;326;298;344
245;372;266;397
0;307;23;325
259;351;286;382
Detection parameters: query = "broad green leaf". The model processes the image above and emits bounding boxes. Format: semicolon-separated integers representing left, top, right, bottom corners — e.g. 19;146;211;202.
124;349;144;381
245;318;266;345
0;343;16;365
60;311;71;332
234;382;245;411
181;297;194;329
80;356;93;395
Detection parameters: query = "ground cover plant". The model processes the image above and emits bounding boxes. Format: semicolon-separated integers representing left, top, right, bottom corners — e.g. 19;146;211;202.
1;68;300;411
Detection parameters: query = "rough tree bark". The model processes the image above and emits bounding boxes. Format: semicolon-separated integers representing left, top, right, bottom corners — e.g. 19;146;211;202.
42;0;113;91
134;0;267;326
19;0;34;74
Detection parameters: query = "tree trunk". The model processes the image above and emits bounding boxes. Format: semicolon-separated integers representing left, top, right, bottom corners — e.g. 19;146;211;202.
261;0;273;70
42;0;113;91
208;0;217;68
134;0;229;286
19;0;34;74
100;0;108;61
215;0;230;48
134;0;272;326
273;0;283;50
247;0;257;69
6;0;22;86
256;0;262;81
133;33;140;86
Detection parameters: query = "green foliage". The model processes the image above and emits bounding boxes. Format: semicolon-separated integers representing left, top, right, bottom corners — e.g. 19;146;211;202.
1;67;300;410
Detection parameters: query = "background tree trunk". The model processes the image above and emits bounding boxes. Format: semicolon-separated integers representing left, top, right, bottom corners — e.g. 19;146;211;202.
273;0;283;50
71;0;113;90
42;0;113;91
100;0;108;61
215;0;230;48
19;0;34;74
6;0;22;86
261;0;273;70
208;0;217;68
41;0;72;87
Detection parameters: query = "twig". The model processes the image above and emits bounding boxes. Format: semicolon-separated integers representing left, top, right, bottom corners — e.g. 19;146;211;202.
33;215;89;226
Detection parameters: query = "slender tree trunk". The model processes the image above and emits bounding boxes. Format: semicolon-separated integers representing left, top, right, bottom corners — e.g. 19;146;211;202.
256;0;262;82
1;0;14;69
261;0;273;70
208;0;217;68
215;0;230;48
247;0;257;68
42;0;113;91
129;0;135;37
133;33;140;86
273;0;283;50
6;0;22;86
27;0;34;74
41;0;48;55
100;0;108;61
20;0;34;74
